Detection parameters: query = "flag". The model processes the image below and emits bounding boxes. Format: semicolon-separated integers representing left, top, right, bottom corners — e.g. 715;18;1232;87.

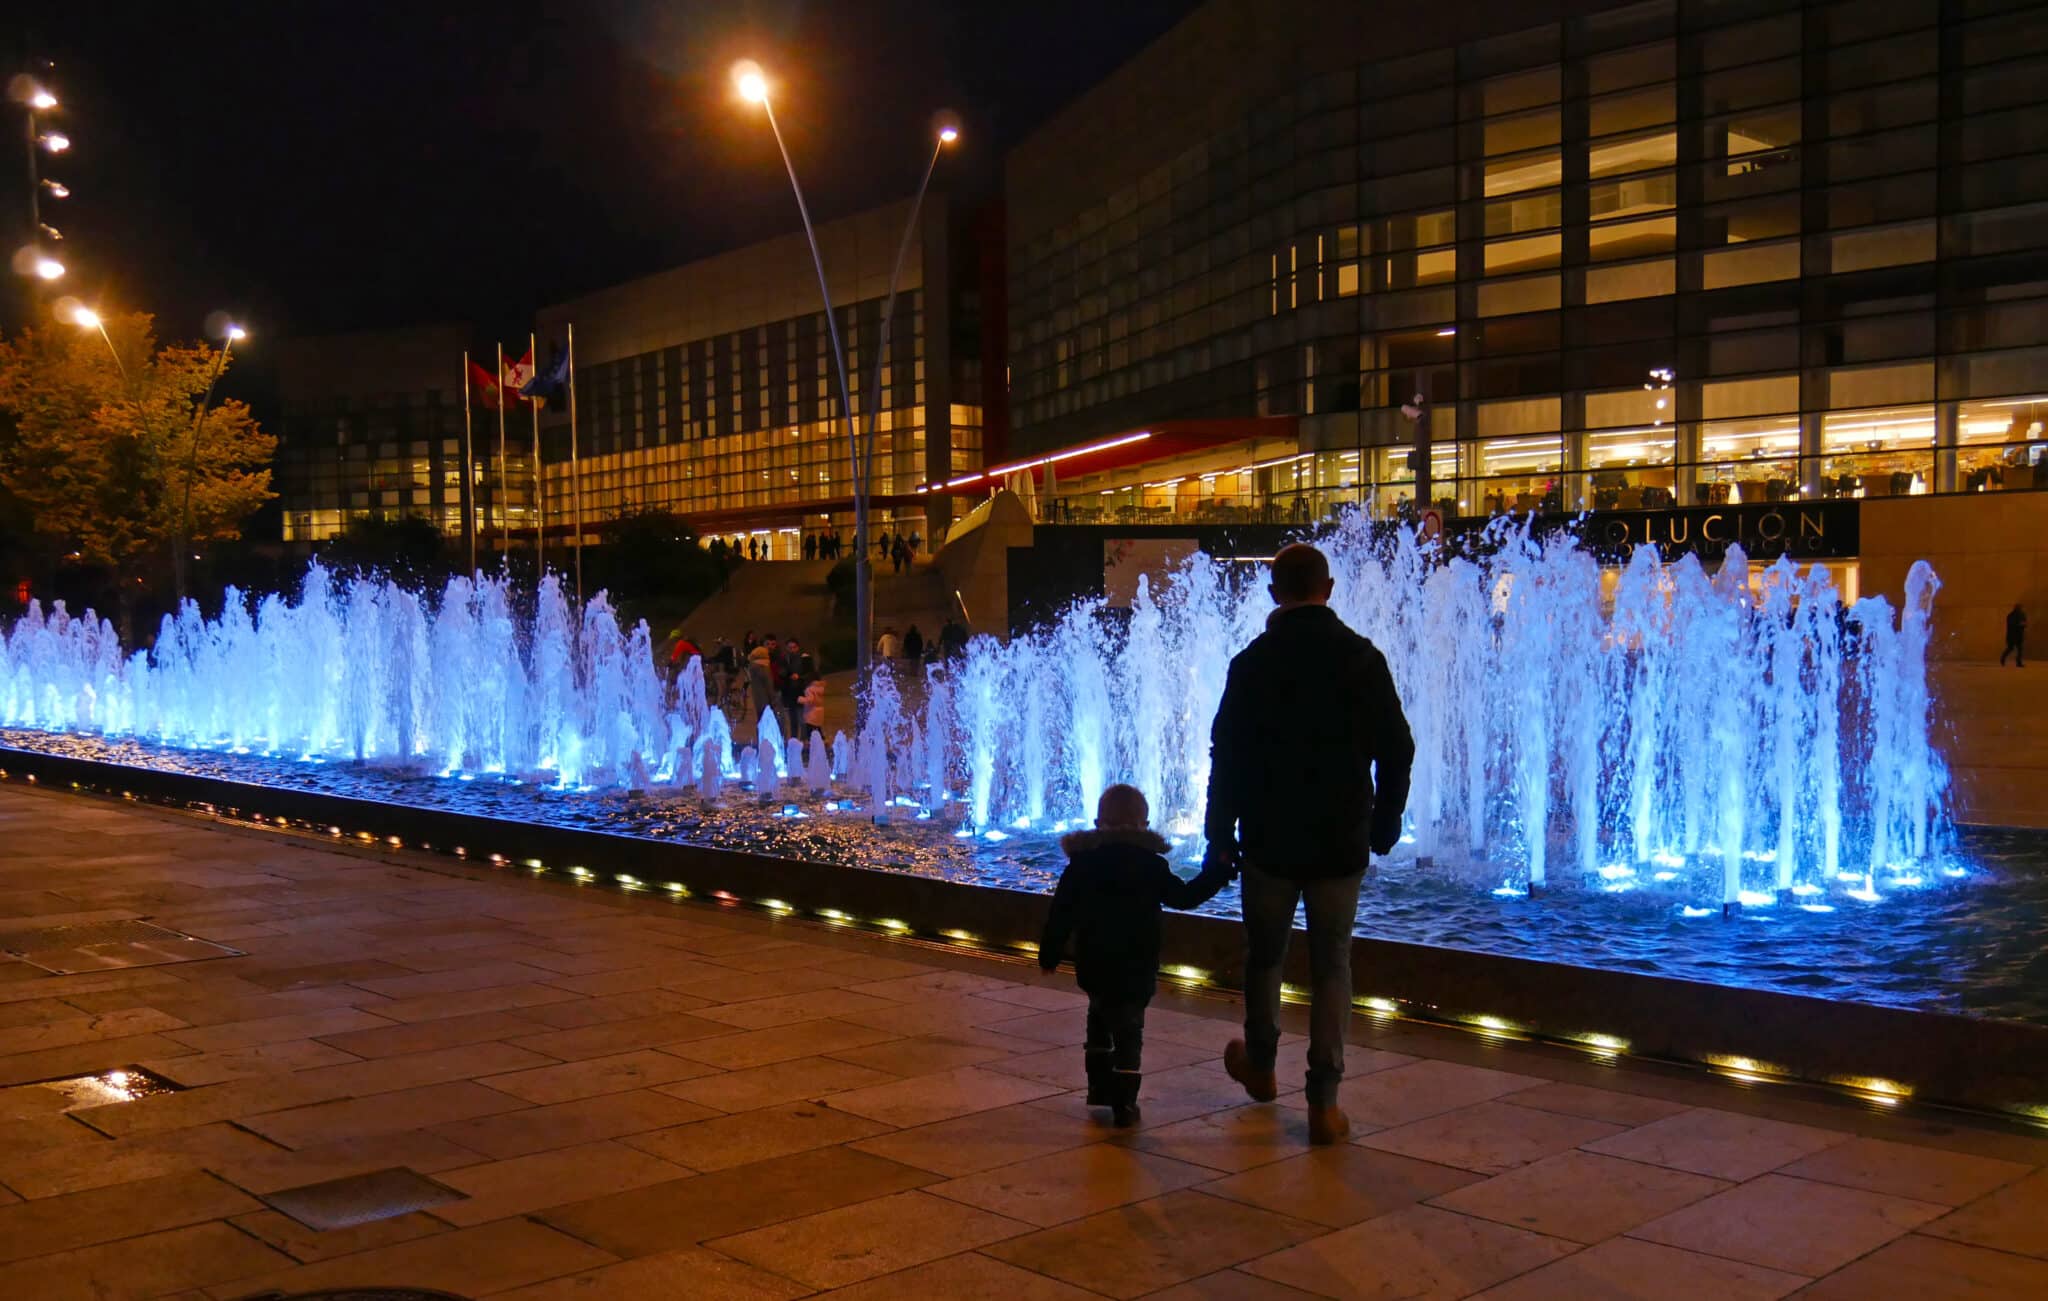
468;359;503;410
503;347;534;399
523;342;569;408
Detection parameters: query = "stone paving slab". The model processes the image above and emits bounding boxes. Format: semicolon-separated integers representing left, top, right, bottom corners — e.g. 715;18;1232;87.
0;784;2043;1298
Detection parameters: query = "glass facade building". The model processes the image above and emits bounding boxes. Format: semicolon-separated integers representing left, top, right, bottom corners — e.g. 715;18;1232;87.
535;198;991;558
1004;0;2048;525
274;324;534;546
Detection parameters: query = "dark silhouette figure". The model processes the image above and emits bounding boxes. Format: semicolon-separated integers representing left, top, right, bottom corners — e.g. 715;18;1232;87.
1040;784;1228;1126
2003;604;2027;667
1204;541;1414;1147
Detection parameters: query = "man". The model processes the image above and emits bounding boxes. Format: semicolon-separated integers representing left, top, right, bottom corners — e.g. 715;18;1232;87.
2002;603;2027;667
748;634;782;732
1204;542;1414;1145
877;626;902;661
780;637;807;725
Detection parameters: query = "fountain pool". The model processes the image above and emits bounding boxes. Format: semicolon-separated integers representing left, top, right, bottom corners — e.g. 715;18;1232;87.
4;515;2039;1021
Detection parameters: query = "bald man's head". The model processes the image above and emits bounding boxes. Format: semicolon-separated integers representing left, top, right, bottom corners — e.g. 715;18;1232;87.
1269;543;1334;607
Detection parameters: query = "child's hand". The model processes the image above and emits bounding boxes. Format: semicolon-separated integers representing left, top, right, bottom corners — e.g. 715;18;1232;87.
1201;842;1240;881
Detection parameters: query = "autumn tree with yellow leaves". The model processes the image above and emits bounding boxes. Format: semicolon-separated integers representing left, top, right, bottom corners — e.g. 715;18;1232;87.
0;310;273;633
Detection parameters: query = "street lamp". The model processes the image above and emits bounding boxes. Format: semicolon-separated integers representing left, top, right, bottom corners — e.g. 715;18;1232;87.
173;321;246;603
732;57;862;651
32;255;63;280
69;305;129;382
855;110;960;674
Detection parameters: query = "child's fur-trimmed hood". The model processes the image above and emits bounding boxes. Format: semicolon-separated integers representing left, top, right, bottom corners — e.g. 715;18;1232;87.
1059;826;1171;857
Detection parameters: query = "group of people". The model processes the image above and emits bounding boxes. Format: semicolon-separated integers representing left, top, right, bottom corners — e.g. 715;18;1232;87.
874;617;971;666
1040;541;1414;1141
709;530;926;564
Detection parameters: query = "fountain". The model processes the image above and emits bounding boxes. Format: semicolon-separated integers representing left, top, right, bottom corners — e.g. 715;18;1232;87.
2;513;2017;1019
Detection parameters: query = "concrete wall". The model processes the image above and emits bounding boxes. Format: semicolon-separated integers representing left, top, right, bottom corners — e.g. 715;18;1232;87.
1861;494;2048;662
1850;494;2048;828
935;492;1034;638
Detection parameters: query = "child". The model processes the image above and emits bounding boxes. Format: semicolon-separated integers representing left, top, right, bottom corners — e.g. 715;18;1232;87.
1039;784;1230;1126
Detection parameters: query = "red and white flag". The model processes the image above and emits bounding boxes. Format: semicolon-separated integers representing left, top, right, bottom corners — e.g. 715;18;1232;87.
503;348;534;399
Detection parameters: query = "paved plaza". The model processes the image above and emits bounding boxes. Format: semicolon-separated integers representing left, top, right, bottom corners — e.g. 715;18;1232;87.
1;785;2046;1299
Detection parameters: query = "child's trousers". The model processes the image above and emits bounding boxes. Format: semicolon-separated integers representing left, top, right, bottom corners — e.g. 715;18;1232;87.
1085;993;1147;1071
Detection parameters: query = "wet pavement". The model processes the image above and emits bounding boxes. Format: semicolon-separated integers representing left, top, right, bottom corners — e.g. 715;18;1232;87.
2;784;2047;1298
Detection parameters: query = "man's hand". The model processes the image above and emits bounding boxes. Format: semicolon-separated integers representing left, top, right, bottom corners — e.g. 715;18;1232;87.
1201;841;1240;881
1369;819;1403;857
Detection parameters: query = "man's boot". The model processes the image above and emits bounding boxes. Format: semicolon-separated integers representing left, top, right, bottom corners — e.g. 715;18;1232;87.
1084;1051;1115;1107
1308;1102;1351;1145
1224;1039;1278;1102
1110;1069;1143;1127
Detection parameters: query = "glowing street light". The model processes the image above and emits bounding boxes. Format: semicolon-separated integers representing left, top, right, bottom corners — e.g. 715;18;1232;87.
42;180;67;199
733;61;768;104
68;304;131;386
29;88;55;110
33;255;63;280
38;131;69;153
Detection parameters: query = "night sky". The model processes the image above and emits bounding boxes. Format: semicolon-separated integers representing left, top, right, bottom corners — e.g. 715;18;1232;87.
7;0;1194;391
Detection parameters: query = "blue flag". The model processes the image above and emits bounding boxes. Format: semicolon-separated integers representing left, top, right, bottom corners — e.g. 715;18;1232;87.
523;344;569;406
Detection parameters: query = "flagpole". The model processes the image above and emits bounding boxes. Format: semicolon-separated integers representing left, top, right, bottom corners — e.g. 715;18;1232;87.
530;330;543;575
568;322;583;603
495;341;509;562
461;350;477;574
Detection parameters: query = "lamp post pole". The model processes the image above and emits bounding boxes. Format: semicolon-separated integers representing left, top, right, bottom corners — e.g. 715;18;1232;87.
858;117;957;675
173;325;243;605
735;62;862;682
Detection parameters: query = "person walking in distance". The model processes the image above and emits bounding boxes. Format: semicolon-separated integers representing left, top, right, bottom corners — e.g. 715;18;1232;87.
1205;542;1414;1145
2002;603;2027;667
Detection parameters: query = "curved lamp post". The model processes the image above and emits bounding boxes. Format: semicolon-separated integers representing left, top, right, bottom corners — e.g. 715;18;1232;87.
173;322;245;603
855;111;959;674
732;61;860;580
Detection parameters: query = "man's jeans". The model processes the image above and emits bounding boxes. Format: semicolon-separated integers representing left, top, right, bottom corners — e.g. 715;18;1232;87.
1240;865;1365;1106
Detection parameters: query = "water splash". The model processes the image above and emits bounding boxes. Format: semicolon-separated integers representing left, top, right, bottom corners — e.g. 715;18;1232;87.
0;517;1951;904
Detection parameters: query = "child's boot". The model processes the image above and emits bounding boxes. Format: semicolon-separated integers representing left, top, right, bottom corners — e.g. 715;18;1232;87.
1084;1051;1115;1106
1110;1069;1143;1127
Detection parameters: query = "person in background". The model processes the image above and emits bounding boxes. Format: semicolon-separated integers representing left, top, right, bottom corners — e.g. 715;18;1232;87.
2003;603;2027;667
742;629;759;656
1039;784;1230;1126
902;624;925;662
799;675;826;741
780;637;808;725
909;530;922;554
877;625;902;661
667;630;700;670
1206;541;1414;1146
938;615;969;660
748;635;781;731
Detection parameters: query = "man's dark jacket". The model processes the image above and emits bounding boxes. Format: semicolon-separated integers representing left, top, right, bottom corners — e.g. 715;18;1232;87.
1204;604;1415;878
1040;828;1225;1001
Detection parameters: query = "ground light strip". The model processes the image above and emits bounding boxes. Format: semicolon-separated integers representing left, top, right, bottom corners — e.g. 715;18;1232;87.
0;762;2014;1131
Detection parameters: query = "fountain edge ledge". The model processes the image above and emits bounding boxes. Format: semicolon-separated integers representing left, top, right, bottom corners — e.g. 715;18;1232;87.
4;742;2043;1123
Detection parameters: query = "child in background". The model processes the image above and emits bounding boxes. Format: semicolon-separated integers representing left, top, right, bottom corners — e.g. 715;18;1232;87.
1039;784;1231;1125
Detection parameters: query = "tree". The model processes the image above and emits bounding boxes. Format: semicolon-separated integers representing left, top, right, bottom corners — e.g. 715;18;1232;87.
0;311;274;634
